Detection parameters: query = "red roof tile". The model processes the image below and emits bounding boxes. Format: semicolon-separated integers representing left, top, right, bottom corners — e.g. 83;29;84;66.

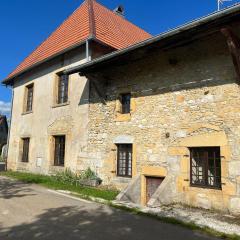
5;0;151;82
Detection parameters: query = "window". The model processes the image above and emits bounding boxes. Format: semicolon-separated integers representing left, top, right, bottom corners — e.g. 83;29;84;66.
120;93;131;114
54;136;65;166
190;147;221;189
117;144;132;177
26;84;34;112
57;74;69;104
22;138;30;162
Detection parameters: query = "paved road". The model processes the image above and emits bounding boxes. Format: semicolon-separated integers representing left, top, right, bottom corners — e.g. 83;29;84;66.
0;176;219;240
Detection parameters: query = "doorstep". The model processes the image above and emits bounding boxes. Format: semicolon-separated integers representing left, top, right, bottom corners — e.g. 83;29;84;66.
112;200;240;237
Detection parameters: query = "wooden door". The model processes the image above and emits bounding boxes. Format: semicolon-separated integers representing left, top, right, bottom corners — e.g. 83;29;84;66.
146;177;164;203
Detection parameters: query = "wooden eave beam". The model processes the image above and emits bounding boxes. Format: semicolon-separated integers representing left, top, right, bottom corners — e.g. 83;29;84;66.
221;26;240;82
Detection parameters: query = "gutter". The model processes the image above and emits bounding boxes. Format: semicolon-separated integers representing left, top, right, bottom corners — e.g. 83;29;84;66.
64;3;240;75
2;37;96;86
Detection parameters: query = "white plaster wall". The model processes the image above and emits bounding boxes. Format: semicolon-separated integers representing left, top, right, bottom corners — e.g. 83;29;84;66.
8;46;89;174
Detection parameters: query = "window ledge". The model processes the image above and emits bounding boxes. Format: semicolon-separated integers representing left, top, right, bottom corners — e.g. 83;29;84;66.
115;113;131;122
22;111;33;116
190;184;222;191
112;176;132;183
52;102;70;108
51;164;64;167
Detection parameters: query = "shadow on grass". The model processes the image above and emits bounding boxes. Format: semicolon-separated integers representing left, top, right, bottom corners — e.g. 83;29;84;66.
0;204;220;240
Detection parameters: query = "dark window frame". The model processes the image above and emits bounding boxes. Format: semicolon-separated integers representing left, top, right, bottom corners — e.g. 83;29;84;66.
57;74;69;104
120;93;131;114
22;138;30;163
190;147;222;190
26;84;34;112
54;135;66;166
117;144;132;178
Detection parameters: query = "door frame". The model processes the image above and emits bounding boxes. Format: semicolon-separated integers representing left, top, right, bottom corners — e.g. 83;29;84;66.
145;176;165;204
140;166;167;205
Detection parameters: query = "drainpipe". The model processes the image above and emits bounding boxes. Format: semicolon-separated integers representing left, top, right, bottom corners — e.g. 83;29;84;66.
86;39;92;62
5;86;14;171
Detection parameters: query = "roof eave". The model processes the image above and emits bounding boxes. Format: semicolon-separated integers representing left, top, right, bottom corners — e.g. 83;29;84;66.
64;3;240;75
1;37;95;86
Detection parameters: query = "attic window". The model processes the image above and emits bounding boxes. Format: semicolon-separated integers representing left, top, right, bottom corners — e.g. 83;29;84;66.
120;93;131;114
57;74;69;104
25;84;34;112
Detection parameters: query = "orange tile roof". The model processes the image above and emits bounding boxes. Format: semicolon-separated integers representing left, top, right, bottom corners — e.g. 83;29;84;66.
5;0;151;82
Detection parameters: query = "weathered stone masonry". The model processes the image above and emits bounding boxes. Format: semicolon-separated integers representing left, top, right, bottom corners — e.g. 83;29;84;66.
80;31;240;214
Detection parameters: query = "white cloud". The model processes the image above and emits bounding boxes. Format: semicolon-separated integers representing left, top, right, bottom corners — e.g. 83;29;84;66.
0;101;11;116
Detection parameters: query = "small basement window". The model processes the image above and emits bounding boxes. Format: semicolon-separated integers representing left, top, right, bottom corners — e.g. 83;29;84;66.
120;93;131;114
190;147;221;189
117;144;132;177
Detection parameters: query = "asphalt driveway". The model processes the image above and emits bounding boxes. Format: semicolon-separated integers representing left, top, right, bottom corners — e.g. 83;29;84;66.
0;176;220;240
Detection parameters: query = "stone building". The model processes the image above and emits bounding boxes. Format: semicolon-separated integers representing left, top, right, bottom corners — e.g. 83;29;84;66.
2;0;150;172
3;0;240;214
64;6;240;214
0;115;8;155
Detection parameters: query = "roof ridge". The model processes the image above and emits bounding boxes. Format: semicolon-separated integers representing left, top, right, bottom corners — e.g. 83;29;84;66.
93;0;151;36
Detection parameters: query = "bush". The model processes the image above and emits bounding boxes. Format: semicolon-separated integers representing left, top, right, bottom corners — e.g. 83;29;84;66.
53;168;80;185
80;167;101;181
53;168;102;186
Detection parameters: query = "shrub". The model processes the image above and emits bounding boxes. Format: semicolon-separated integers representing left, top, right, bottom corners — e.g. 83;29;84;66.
80;167;100;181
53;168;102;186
53;168;80;185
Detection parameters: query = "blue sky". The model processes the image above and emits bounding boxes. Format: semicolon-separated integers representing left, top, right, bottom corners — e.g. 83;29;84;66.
0;0;239;116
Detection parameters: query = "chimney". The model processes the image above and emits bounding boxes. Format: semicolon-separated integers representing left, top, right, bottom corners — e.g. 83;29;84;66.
113;5;125;17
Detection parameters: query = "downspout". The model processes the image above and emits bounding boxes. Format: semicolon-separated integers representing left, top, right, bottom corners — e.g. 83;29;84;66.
86;38;92;62
5;85;14;171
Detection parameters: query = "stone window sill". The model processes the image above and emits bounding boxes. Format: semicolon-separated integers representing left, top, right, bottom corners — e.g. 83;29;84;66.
115;113;131;122
22;111;33;116
112;176;132;183
52;102;70;108
51;165;64;168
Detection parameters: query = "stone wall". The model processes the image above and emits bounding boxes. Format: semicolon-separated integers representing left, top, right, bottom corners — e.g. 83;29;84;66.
82;31;240;213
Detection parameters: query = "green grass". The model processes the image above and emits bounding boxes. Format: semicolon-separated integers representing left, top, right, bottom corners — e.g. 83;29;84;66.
0;171;119;201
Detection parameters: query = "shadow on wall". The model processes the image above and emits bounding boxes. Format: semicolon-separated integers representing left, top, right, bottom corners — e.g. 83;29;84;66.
0;178;36;199
78;33;236;106
0;205;217;240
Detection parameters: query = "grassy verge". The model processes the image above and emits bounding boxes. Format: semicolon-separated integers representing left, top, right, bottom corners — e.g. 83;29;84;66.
0;171;119;201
